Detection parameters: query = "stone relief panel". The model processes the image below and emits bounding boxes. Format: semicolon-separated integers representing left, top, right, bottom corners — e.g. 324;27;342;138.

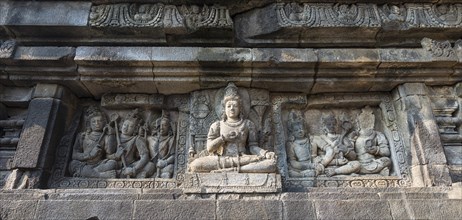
89;3;233;32
185;83;280;193
49;94;186;189
276;3;462;29
277;94;411;189
49;86;413;190
276;3;381;28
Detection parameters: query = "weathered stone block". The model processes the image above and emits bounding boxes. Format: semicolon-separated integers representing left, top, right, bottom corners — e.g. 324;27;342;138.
283;200;316;220
75;47;152;66
315;200;392;220
8;47;75;66
428;164;452;186
0;86;32;107
317;49;380;68
0;200;37;220
444;146;462;165
390;199;462;220
134;200;216;219
251;48;317;67
36;200;133;219
217;200;282;220
1;1;90;26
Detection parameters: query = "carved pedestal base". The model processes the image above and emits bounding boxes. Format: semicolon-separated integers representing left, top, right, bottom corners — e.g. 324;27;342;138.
182;173;281;193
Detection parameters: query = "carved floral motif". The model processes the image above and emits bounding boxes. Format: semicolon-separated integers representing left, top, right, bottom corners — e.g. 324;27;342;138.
276;3;462;29
89;3;233;31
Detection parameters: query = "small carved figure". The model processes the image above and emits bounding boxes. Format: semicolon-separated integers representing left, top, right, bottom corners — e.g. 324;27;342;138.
189;83;277;173
387;5;405;22
69;106;117;178
109;109;155;178
286;110;321;177
311;114;361;177
354;107;391;175
148;111;176;179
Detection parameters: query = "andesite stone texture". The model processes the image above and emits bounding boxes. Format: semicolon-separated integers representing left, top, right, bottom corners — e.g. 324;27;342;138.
1;1;462;219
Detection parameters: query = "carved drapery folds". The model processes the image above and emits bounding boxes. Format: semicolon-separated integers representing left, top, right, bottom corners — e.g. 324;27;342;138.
89;3;233;33
50;85;414;190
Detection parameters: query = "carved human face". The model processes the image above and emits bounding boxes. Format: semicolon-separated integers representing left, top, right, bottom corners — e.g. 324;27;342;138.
293;124;305;139
160;119;170;136
90;116;104;132
121;119;136;136
324;117;337;134
225;100;240;119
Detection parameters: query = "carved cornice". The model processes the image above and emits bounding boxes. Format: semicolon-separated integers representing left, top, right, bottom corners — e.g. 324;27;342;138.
276;3;462;28
89;3;233;32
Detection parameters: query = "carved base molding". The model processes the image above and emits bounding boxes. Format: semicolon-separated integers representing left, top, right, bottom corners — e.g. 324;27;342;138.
182;173;281;193
286;176;402;190
52;178;176;189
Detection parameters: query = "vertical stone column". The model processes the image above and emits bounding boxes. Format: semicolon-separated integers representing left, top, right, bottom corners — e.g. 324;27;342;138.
451;83;462;182
8;84;76;188
393;83;451;186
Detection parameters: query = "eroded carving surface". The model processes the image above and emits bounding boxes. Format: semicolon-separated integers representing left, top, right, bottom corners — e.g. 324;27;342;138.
0;40;16;59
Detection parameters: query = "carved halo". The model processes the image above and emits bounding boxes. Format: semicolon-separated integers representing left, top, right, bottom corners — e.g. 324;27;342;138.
214;83;251;120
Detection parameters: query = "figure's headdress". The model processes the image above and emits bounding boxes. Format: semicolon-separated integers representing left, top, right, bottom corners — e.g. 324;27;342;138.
125;108;142;135
86;105;104;119
358;106;375;129
223;82;240;103
321;113;337;134
221;83;244;121
288;110;305;132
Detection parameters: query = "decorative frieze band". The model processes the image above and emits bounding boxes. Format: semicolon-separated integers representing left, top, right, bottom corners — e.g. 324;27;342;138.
89;3;233;31
276;3;462;28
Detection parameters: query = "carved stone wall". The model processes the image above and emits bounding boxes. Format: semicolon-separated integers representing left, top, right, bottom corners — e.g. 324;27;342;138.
0;1;461;219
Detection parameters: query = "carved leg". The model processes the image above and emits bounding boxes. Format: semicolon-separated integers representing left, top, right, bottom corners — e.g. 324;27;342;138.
94;159;118;172
160;164;174;178
136;162;156;178
239;159;276;173
189;156;220;172
331;161;361;176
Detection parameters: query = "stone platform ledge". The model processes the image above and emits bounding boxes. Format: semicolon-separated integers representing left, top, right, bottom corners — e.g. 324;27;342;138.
2;45;462;95
181;173;282;194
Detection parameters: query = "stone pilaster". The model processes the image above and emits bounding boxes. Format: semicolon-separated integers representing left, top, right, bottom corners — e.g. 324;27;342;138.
393;83;451;186
8;84;76;188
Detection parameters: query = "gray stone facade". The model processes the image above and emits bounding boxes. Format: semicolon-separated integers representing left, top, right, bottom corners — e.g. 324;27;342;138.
1;0;461;219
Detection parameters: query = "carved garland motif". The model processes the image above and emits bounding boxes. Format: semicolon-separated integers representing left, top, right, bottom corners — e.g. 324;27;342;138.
276;3;462;28
89;3;233;30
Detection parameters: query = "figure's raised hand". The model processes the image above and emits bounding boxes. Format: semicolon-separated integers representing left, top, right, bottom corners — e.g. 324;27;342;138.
222;131;239;142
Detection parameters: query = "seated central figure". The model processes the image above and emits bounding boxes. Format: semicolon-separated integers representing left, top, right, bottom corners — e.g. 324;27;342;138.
189;83;277;173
